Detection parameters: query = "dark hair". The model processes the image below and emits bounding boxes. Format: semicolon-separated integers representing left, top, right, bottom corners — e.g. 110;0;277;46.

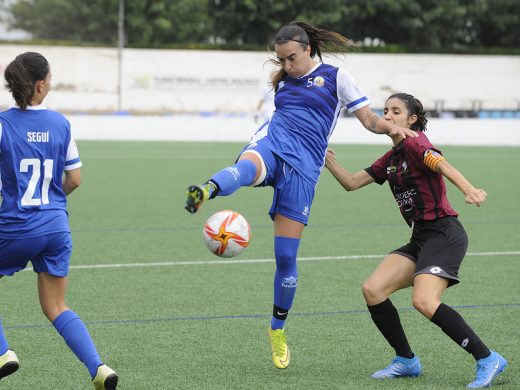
387;93;428;131
271;21;355;90
4;52;49;110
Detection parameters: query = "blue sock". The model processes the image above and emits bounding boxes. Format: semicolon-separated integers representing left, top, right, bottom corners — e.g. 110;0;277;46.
0;319;8;355
52;310;102;378
210;159;257;196
271;236;300;330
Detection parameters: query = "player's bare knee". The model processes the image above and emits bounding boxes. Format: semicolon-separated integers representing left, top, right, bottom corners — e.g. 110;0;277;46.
362;279;383;304
41;306;56;322
412;294;436;318
41;303;67;322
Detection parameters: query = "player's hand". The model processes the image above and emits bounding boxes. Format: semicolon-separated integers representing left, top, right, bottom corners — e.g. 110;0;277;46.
387;124;418;138
465;187;487;207
325;148;336;168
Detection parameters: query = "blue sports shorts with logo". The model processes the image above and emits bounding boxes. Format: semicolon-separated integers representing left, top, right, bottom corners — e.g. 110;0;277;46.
240;138;315;225
0;232;72;277
391;216;468;287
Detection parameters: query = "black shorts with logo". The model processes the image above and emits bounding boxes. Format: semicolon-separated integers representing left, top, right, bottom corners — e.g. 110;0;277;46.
391;216;468;287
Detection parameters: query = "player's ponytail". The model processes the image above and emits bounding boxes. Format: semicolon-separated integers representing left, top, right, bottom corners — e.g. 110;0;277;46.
271;21;355;91
388;93;428;132
4;52;49;110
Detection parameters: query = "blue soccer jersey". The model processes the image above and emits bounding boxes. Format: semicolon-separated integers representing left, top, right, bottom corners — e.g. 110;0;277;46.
251;63;370;185
0;106;82;238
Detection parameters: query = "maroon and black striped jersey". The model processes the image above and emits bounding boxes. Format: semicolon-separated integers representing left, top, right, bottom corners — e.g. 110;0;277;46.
365;131;458;227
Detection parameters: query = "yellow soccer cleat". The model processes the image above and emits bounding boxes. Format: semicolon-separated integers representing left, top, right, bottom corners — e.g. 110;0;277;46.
185;184;210;214
0;349;19;380
92;364;118;390
268;327;290;369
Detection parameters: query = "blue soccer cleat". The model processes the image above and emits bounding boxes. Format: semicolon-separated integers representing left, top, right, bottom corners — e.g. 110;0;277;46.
371;355;422;379
467;351;507;388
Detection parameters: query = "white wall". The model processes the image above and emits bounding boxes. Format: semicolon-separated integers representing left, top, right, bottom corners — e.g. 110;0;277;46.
1;44;519;113
69;114;520;146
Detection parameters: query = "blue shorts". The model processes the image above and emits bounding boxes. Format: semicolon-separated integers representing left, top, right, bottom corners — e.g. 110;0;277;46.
0;232;72;277
241;138;315;225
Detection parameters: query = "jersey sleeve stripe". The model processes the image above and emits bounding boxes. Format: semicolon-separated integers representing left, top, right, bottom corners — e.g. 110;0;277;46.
65;156;81;165
346;96;368;110
65;161;82;170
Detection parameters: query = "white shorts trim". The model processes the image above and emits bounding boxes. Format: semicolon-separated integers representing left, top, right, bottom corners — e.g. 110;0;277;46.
240;150;266;186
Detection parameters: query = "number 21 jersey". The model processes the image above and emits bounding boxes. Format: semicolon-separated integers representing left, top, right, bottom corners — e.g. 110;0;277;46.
0;106;82;238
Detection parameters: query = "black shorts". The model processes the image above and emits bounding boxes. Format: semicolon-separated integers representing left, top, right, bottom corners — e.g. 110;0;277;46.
391;217;468;287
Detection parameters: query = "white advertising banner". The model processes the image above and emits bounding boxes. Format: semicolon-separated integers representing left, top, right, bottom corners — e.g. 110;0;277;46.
1;45;519;113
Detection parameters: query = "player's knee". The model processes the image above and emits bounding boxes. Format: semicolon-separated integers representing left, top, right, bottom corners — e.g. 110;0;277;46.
362;279;383;304
41;305;57;322
41;302;68;322
276;254;297;274
412;293;437;318
274;237;299;273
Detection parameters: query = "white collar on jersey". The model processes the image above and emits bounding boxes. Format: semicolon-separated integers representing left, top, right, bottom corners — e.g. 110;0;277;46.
297;62;322;79
26;104;48;110
11;104;47;111
13;104;48;110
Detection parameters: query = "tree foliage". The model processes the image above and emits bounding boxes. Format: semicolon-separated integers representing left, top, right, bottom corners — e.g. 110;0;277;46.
2;0;519;52
4;0;120;44
124;0;210;46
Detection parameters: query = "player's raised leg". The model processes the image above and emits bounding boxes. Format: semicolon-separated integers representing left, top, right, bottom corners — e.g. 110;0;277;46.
185;182;217;214
185;152;262;213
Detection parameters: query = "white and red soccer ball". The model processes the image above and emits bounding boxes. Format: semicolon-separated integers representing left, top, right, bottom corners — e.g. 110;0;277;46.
203;210;251;258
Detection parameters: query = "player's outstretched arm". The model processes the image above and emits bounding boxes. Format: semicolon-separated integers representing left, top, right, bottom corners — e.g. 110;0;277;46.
435;160;487;207
63;168;81;195
354;106;418;139
325;148;374;191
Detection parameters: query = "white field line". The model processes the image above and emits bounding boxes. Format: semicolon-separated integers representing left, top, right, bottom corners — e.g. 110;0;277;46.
49;250;520;271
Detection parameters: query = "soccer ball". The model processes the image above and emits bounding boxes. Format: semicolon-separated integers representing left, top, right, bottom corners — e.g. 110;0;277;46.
203;210;251;258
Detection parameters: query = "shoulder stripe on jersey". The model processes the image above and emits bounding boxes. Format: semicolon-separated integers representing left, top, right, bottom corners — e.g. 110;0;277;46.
346;96;368;109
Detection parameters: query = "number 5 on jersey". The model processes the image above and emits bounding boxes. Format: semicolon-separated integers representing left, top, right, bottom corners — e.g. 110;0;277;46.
20;158;54;206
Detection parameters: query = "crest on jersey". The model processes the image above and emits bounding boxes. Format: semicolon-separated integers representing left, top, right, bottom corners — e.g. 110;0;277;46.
313;76;325;87
387;165;397;174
